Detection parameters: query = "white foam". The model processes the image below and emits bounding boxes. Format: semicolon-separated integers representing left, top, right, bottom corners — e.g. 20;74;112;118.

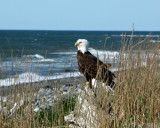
111;34;160;38
32;58;54;62
0;73;44;86
51;49;119;61
23;54;54;63
88;48;119;61
0;72;82;86
48;72;82;80
40;59;54;62
149;40;160;43
146;35;160;38
23;54;44;59
51;52;77;55
34;54;44;59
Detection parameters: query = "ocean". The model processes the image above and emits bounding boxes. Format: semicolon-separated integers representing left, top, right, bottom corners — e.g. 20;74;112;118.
0;30;160;86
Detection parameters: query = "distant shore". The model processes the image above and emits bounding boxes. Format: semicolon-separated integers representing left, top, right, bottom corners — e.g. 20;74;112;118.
0;76;85;97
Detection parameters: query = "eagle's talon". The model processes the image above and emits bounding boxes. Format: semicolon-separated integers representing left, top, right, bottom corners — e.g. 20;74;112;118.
85;82;90;86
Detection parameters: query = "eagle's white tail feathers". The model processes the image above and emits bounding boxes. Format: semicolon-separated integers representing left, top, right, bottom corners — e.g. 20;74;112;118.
92;78;114;93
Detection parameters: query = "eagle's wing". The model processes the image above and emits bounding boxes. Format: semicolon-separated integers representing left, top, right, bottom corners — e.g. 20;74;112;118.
77;50;115;87
78;51;103;79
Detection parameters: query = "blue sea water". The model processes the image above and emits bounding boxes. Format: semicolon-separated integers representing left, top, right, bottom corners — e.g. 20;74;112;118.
0;30;160;86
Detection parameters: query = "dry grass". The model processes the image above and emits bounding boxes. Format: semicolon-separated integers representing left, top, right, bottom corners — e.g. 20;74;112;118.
0;33;160;127
93;34;160;127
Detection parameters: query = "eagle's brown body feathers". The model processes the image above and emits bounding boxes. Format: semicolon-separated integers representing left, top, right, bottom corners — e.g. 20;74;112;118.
77;50;115;88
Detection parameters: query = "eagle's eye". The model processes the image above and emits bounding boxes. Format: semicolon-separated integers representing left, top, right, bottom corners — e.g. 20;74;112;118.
79;42;82;44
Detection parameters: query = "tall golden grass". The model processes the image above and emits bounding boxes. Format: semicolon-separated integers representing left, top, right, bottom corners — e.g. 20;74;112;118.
93;34;160;127
0;33;160;127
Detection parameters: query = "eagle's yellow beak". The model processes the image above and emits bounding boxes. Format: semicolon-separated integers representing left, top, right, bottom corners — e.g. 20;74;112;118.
75;42;80;47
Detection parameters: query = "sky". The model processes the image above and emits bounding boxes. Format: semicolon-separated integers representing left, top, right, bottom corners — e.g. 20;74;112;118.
0;0;160;31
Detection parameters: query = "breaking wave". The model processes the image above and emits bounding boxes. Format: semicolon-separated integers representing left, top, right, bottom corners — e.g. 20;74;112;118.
149;40;160;43
51;52;77;55
111;34;160;38
23;54;54;62
88;48;119;61
23;54;44;59
0;72;81;86
32;59;54;63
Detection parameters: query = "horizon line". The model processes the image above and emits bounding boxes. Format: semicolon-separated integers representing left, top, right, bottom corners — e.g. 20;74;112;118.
0;29;160;32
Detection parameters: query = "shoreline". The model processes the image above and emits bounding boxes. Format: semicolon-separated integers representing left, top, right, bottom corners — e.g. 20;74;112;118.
0;69;119;97
0;76;85;97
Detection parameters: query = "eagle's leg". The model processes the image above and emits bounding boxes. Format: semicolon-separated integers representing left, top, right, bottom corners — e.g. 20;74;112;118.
85;81;92;89
84;73;92;88
85;81;90;86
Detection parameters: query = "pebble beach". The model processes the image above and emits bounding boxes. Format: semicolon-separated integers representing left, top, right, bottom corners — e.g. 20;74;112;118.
0;76;85;115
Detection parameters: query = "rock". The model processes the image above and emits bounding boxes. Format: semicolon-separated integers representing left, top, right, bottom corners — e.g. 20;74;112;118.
51;89;55;94
27;97;31;102
32;95;37;103
74;88;81;95
36;94;40;101
34;107;40;112
63;91;69;96
44;85;51;89
60;85;68;92
42;97;46;102
38;88;46;94
47;97;52;101
3;97;7;103
73;84;82;95
47;95;52;99
68;87;73;92
9;103;18;116
45;89;52;96
64;86;97;128
65;84;113;128
64;111;75;124
48;103;54;107
40;104;46;110
0;84;82;115
75;87;98;128
35;101;39;106
69;124;81;128
45;103;50;109
8;99;26;117
53;95;58;101
3;107;7;116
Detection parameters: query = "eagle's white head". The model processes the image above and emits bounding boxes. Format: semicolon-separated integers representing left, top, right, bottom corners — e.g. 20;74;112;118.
75;39;89;53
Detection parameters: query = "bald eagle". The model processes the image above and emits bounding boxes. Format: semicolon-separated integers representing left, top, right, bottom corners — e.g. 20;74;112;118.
75;39;115;88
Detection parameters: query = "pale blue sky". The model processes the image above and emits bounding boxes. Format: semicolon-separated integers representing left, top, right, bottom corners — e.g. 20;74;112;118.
0;0;159;31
